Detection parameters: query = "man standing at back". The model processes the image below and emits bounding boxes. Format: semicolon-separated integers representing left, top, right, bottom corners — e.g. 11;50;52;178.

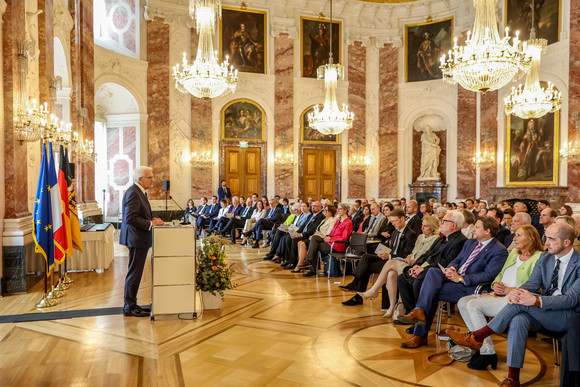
120;166;164;317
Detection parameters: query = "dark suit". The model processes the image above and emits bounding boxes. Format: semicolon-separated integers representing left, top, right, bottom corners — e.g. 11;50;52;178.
213;204;243;232
269;212;311;257
221;205;253;242
406;214;422;236
496;225;510;245
249;207;282;241
120;184;153;310
562;313;580;387
196;203;219;230
413;238;508;338
217;186;231;201
350;227;418;292
503;232;515;248
398;230;468;313
487;249;580;368
283;211;325;265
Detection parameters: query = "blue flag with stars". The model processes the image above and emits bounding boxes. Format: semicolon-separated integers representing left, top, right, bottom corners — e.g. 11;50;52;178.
33;143;54;271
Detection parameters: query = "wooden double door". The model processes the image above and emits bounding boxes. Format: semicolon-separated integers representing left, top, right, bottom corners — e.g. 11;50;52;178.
303;149;336;201
224;146;261;197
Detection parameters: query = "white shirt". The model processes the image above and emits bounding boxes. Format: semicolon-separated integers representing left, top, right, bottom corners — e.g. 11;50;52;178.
552;248;574;296
502;255;525;288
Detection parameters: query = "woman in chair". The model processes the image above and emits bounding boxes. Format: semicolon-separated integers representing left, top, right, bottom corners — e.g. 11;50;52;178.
241;200;266;246
358;215;440;317
456;224;543;370
355;204;372;233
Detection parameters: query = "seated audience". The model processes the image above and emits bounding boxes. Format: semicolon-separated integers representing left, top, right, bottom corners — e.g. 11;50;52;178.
539;208;558;243
282;201;325;268
513;201;529;214
397;216;507;349
191;197;208;220
220;197;254;243
532;199;550;234
364;202;387;239
397;211;467;316
301;203;353;277
457;225;543;370
457;202;466;209
447;223;580;387
292;205;337;272
339;209;417;306
354;204;371;233
503;208;515;229
209;198;231;231
243;199;283;248
212;196;242;233
434;206;447;221
406;200;422;235
196;196;219;233
560;205;574;216
267;202;311;262
241;201;266;245
554;215;580;252
184;199;196;222
359;215;439;317
460;209;476;239
478;207;488;218
487;208;510;245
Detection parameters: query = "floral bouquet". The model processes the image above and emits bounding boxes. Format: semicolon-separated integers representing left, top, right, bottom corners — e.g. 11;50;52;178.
196;235;236;299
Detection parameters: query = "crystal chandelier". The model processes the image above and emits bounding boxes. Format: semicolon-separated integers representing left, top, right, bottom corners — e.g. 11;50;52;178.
307;0;354;135
504;3;561;119
472;150;495;169
440;0;531;93
189;133;213;167
274;134;295;168
173;0;237;99
560;113;580;163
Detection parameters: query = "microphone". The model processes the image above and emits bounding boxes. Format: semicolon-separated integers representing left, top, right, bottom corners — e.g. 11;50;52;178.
169;196;184;211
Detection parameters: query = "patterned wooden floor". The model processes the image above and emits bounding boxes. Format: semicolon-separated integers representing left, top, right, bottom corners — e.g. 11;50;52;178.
0;240;562;386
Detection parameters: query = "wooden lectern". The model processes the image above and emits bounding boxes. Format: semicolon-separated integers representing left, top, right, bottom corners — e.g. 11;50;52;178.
150;226;197;320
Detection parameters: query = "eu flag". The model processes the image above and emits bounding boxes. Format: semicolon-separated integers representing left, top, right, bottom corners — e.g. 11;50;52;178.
33;144;55;271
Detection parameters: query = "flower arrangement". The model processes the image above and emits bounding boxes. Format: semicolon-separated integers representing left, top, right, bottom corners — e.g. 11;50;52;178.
196;235;236;300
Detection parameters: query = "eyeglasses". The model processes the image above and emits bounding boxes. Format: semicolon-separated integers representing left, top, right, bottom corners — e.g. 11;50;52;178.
142;176;155;180
440;219;454;224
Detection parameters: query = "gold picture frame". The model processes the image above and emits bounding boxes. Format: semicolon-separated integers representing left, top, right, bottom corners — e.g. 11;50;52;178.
506;102;559;187
505;0;561;45
300;105;339;144
219;7;267;74
300;16;341;78
405;16;453;82
222;99;266;141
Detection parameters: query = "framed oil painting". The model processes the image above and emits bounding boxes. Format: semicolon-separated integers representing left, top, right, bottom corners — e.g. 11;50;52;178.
301;16;341;79
405;17;453;82
505;0;560;45
506;108;559;186
220;7;267;74
301;105;339;144
222;99;265;141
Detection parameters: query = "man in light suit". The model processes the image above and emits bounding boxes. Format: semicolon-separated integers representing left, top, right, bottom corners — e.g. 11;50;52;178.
364;202;386;239
397;216;508;348
120;166;164;317
448;223;580;387
282;201;325;268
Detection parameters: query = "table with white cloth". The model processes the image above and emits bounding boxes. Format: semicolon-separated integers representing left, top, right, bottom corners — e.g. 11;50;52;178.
70;225;115;273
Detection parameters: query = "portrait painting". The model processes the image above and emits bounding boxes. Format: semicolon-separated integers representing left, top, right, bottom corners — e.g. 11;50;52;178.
220;7;267;74
505;0;560;45
506;109;559;186
301;105;339;144
222;99;265;141
301;17;341;79
405;17;453;83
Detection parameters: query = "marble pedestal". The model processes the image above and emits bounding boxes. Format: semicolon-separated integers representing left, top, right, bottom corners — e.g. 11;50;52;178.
409;180;448;203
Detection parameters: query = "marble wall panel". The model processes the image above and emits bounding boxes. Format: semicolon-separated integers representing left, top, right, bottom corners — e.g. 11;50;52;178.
378;44;398;198
274;35;294;198
348;43;366;199
38;0;54;106
3;0;30;218
456;87;477;199
479;91;498;200
568;0;580;202
190;28;213;198
146;19;170;199
412;130;447;183
80;0;95;202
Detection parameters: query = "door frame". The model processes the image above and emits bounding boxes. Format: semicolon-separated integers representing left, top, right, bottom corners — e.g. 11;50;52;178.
299;143;342;201
220;140;267;196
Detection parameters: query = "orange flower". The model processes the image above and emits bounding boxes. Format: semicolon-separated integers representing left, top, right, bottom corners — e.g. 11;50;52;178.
212;266;218;271
211;256;216;260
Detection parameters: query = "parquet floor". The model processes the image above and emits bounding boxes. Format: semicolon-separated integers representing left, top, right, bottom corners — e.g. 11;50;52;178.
0;239;562;386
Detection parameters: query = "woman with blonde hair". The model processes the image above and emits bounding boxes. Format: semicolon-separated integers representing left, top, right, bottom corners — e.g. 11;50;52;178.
359;215;440;317
456;224;543;370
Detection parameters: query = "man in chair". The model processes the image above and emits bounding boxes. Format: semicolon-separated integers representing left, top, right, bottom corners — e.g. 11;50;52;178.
448;223;580;387
397;216;507;348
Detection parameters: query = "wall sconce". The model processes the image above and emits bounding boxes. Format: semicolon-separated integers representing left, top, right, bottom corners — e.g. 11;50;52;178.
472;138;495;169
190;133;214;167
348;139;371;171
274;133;295;168
560;112;580;163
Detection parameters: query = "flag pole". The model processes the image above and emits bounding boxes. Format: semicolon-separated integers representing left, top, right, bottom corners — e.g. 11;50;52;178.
55;260;69;291
47;262;63;299
36;260;56;308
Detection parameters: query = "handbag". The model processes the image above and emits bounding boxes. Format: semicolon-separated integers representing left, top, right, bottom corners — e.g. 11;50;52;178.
427;339;476;366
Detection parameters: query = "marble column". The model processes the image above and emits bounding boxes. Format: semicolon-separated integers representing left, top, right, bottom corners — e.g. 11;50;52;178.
456;87;477;199
3;0;29;219
568;0;580;202
69;0;95;203
479;91;498;200
378;44;398;198
189;28;213;198
348;42;366;199
37;0;54;105
146;19;170;200
274;34;294;198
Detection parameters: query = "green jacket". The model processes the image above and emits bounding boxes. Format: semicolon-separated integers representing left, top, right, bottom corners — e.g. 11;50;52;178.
492;249;542;287
283;214;296;226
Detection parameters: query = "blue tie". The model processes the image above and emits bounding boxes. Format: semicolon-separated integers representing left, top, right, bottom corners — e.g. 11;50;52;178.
546;259;561;296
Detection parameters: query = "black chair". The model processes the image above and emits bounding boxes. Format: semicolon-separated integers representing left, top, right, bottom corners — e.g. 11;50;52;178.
338;232;368;284
538;328;565;366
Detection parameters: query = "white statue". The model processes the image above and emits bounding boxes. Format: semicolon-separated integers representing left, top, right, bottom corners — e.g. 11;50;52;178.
418;125;441;181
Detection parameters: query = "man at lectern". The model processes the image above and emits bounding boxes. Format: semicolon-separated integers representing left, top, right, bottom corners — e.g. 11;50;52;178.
120;166;164;317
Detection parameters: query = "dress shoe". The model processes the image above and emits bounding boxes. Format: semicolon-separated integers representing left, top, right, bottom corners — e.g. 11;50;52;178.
137;305;151;312
282;263;294;269
290;268;303;273
405;326;415;334
446;329;483;350
400;335;427;349
302;268;317;277
242;231;251;237
467;353;498;370
338;283;358;292
252;242;260;248
263;254;274;260
393;319;412;326
497;378;520;387
123;307;150;317
397;308;426;326
272;257;282;263
342;294;363;306
260;242;270;248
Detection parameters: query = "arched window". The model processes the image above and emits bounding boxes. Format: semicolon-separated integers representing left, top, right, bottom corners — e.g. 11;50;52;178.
94;0;139;58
